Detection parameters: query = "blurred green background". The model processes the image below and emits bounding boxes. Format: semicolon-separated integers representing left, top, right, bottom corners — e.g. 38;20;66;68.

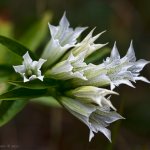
0;0;150;149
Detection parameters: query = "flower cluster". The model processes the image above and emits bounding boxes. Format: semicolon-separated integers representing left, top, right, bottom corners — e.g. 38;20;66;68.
13;13;149;142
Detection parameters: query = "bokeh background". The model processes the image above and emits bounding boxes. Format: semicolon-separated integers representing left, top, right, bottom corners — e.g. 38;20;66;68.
0;0;150;149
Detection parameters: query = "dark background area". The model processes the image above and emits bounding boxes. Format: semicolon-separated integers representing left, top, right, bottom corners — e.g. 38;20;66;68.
0;0;150;149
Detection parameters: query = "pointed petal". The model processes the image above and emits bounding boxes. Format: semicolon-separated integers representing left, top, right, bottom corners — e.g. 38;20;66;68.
37;59;47;69
111;42;120;59
126;40;136;62
48;23;59;38
13;65;25;73
23;51;32;65
23;76;29;82
134;76;150;83
134;59;150;72
89;130;94;141
37;75;44;81
59;12;70;28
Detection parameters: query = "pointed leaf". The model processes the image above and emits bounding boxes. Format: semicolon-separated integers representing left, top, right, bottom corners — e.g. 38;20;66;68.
8;78;60;89
0;35;36;60
0;100;28;127
20;12;52;51
0;88;48;100
0;64;14;77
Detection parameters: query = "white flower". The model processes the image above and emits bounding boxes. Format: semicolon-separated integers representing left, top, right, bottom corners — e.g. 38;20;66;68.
103;41;150;90
42;12;87;67
72;41;150;90
60;96;123;142
46;51;87;80
71;63;110;87
67;86;118;110
72;28;107;58
13;52;46;82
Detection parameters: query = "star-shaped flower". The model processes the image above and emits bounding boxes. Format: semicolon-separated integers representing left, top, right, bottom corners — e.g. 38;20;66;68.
103;41;150;89
42;13;87;67
60;96;123;142
13;52;46;82
46;51;87;80
67;86;118;110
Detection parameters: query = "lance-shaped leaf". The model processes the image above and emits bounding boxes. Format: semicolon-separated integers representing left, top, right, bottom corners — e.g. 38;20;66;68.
0;35;36;60
8;78;60;90
0;88;48;100
0;100;28;127
20;12;52;51
0;64;14;77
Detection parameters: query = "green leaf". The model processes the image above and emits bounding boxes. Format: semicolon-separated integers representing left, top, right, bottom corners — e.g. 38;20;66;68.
0;100;28;127
0;35;36;60
0;20;14;64
20;12;52;51
31;96;61;107
0;64;14;77
85;47;110;64
8;78;59;89
0;88;48;100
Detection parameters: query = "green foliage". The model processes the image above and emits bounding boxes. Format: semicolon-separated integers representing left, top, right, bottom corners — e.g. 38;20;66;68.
0;64;14;77
0;88;48;100
0;100;28;127
0;35;36;61
31;96;61;107
8;78;59;90
20;12;52;51
0;20;13;63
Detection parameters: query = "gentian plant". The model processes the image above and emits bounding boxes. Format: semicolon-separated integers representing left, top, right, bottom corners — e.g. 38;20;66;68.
0;13;149;142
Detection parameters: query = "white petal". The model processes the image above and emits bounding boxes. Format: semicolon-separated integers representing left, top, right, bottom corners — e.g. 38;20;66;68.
134;76;150;83
125;40;136;62
113;80;135;88
48;23;59;38
37;59;47;69
134;59;150;72
23;75;29;82
111;42;120;60
102;98;116;111
110;83;115;90
13;65;25;73
29;75;37;81
23;51;33;66
37;75;44;81
89;130;94;141
59;12;70;28
99;127;111;142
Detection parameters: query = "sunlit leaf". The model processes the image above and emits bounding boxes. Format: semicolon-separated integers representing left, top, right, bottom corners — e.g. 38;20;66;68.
0;19;14;63
0;35;36;61
20;12;52;51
